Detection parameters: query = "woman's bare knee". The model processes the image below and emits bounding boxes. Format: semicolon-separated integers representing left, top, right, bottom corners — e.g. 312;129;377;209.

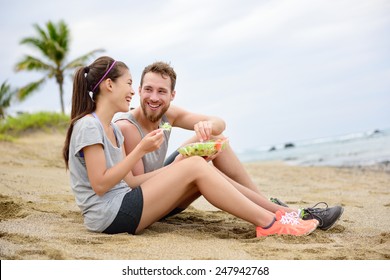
183;156;209;172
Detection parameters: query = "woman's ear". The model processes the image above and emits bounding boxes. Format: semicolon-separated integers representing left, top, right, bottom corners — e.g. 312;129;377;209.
104;78;113;92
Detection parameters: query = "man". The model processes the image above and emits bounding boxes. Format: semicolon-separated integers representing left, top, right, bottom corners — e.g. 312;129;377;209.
113;61;343;230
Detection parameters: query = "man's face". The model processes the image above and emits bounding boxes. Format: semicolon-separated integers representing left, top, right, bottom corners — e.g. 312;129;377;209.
139;72;175;123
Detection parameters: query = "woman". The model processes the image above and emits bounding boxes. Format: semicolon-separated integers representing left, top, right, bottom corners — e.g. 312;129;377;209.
63;56;318;237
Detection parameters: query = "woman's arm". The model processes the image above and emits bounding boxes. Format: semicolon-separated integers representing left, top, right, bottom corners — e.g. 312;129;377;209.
116;119;145;175
84;129;164;196
122;163;170;188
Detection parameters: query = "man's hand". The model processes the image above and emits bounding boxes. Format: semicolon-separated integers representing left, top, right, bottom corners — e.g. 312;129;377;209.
202;138;228;162
194;121;213;142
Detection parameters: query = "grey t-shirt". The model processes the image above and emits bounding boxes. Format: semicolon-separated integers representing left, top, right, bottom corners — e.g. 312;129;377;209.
68;116;130;232
113;112;171;173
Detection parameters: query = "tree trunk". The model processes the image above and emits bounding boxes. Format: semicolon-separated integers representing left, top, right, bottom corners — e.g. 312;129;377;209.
59;82;65;114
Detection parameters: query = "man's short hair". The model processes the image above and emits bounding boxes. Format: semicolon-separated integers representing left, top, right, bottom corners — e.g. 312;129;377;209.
140;61;177;91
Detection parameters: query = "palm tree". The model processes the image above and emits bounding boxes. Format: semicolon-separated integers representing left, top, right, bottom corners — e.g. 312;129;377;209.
15;20;104;114
0;81;15;119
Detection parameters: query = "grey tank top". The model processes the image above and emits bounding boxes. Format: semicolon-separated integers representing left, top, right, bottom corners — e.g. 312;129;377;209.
113;112;171;173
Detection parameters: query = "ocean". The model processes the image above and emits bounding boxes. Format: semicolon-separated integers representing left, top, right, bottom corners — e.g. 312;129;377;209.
237;128;390;167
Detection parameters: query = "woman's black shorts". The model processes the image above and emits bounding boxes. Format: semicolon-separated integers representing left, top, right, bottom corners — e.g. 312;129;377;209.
103;187;143;235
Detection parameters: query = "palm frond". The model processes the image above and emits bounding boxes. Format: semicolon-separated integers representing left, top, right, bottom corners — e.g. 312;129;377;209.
0;82;11;95
64;49;105;69
0;81;15;108
16;78;46;101
32;23;49;42
55;20;70;50
50;21;70;60
15;56;51;72
20;37;48;56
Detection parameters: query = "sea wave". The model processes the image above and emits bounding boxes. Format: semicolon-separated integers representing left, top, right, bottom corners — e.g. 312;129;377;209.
237;128;390;167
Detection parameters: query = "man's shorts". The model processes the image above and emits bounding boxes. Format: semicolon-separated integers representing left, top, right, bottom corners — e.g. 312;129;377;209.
164;150;180;166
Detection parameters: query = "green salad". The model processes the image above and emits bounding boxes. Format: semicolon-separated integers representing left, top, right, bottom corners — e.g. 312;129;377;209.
177;138;228;157
160;122;172;131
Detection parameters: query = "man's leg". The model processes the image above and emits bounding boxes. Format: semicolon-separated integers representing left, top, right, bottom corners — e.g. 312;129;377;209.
212;145;262;194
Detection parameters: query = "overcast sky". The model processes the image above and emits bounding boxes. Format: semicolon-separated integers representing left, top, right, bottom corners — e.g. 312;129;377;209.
1;0;389;153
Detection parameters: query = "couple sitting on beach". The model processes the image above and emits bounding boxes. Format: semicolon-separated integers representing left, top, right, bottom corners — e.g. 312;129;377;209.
62;56;343;238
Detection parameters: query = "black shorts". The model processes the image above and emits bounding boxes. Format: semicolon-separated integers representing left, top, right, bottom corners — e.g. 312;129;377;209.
163;150;180;166
103;187;143;235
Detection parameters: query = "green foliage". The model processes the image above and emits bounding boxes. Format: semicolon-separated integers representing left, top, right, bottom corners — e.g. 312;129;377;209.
0;81;16;119
16;78;46;101
0;112;69;140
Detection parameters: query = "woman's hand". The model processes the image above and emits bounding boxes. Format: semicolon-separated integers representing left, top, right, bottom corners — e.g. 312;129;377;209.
138;129;164;153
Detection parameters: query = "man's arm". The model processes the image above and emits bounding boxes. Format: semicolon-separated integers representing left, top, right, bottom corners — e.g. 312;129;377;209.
168;105;226;141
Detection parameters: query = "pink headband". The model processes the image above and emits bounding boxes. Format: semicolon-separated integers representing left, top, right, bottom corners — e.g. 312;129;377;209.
92;60;117;92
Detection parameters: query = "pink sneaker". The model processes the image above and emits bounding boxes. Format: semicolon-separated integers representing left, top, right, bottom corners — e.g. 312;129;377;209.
256;210;318;237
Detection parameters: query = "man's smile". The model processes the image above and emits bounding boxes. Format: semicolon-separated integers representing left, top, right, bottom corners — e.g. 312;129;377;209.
147;102;162;111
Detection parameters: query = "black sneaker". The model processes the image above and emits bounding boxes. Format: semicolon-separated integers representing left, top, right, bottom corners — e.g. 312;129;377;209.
300;202;344;230
270;197;289;207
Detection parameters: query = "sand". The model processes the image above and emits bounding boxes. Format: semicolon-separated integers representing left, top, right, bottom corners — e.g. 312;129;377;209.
0;131;389;260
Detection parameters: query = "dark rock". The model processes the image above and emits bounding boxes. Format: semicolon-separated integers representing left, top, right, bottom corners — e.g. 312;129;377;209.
284;142;295;149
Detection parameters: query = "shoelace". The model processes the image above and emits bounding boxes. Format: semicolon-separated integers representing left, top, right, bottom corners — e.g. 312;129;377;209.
305;202;329;215
279;211;301;225
303;202;329;227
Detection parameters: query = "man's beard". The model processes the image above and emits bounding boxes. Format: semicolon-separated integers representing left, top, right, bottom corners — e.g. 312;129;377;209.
141;102;169;123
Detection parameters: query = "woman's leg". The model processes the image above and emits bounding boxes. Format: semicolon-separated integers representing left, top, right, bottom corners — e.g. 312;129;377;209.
136;156;275;233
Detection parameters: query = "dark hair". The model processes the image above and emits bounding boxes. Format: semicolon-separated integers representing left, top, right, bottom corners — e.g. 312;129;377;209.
140;61;177;91
62;56;128;168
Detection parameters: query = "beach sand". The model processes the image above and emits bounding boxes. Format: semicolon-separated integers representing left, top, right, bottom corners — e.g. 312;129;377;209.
1;132;389;260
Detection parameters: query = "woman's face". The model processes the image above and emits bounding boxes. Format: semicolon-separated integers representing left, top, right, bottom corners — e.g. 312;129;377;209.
112;69;135;112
